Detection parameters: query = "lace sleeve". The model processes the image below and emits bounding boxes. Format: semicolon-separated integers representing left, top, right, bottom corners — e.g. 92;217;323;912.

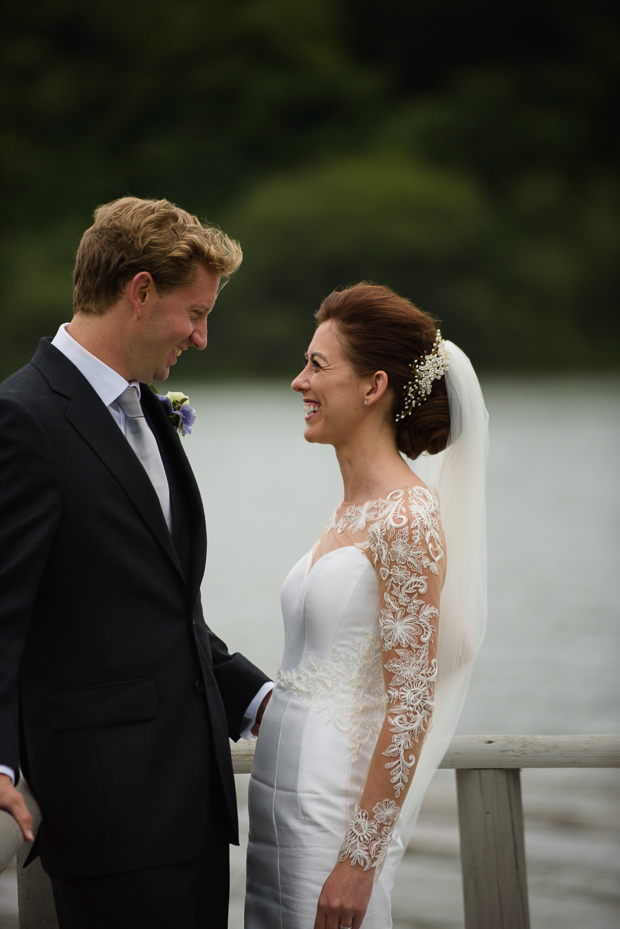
336;486;445;876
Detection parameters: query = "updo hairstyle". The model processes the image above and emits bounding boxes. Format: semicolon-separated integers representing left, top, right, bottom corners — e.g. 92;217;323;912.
315;283;451;460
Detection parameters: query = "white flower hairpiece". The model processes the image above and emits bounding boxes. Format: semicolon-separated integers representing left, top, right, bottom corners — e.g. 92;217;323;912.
395;331;451;423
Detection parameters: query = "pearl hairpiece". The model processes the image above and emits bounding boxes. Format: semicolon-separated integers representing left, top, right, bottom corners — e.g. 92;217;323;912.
395;330;451;423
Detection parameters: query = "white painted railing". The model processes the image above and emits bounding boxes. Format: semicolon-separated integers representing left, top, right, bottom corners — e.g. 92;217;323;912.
2;735;618;929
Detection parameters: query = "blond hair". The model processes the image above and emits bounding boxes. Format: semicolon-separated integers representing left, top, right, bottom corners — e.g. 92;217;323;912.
73;196;243;315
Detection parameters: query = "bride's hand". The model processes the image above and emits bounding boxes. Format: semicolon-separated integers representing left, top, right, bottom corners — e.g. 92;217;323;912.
314;860;374;929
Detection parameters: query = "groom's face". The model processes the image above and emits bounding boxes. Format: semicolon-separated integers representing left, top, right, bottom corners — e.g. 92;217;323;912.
131;263;220;382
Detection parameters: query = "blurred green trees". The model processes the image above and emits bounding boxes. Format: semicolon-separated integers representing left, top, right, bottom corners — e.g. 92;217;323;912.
1;0;618;377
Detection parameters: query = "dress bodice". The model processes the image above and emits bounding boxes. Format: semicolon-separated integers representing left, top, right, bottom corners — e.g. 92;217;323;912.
280;546;380;667
277;547;386;762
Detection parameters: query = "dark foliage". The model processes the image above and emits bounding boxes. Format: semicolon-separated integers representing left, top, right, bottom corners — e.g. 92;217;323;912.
1;0;618;378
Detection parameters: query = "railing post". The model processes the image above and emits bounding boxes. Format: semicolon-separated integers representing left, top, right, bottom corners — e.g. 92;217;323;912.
456;768;530;929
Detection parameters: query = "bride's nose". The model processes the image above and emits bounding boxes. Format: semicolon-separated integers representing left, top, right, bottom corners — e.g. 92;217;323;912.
291;370;307;392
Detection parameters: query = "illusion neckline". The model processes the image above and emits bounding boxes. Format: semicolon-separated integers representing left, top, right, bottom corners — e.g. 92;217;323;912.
304;545;368;582
339;481;430;509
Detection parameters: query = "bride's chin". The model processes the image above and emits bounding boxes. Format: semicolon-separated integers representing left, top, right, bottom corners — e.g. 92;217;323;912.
304;427;332;447
303;422;320;442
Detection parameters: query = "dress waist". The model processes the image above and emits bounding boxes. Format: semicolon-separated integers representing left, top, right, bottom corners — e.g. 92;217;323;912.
275;633;387;761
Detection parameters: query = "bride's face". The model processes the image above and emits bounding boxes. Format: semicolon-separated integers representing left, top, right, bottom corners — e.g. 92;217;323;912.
291;321;370;446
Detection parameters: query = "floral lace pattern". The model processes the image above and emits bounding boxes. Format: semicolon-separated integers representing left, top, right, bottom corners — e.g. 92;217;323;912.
330;487;444;874
276;633;387;761
338;800;399;873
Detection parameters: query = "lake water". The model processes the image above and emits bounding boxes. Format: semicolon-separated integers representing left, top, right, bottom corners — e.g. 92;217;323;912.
1;375;618;928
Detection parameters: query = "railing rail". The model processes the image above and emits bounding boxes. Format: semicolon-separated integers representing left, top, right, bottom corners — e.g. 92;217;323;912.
229;733;620;772
2;734;618;929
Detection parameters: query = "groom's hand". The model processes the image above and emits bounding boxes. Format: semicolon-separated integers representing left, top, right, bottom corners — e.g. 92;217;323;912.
250;690;272;737
0;774;34;843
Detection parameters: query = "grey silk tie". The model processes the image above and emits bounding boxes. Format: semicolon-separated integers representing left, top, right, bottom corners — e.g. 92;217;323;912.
117;387;172;532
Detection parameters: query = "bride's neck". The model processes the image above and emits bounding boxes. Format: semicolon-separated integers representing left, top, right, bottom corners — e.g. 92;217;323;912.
335;437;416;505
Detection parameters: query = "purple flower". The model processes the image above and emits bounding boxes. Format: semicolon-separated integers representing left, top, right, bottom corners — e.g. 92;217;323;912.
179;403;196;435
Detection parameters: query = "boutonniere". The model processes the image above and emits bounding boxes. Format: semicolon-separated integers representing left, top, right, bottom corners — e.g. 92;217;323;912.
150;386;196;436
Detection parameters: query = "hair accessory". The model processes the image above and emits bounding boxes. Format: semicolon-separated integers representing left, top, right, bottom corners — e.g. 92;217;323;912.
395;330;451;422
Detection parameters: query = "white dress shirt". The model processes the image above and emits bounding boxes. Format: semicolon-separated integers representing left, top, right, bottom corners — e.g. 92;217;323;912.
52;322;140;430
0;326;271;783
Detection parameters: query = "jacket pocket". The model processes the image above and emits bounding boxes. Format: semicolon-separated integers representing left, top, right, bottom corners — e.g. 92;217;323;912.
47;678;158;731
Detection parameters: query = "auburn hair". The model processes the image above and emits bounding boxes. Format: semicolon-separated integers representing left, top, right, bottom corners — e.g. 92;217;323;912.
315;283;450;459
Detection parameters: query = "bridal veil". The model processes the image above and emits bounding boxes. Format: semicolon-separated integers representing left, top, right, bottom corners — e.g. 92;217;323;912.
398;340;489;847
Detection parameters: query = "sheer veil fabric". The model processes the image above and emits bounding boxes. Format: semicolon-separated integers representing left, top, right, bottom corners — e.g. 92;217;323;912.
396;340;489;846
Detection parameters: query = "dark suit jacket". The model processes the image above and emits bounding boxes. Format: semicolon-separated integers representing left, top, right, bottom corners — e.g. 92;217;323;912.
0;339;269;880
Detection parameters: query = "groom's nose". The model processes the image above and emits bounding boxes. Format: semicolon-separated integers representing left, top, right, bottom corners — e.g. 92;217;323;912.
190;318;208;350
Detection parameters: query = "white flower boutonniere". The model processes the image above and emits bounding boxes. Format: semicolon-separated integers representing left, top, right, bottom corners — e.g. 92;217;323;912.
151;386;197;437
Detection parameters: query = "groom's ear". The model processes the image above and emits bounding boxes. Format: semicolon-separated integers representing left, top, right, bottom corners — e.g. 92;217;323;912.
128;272;156;319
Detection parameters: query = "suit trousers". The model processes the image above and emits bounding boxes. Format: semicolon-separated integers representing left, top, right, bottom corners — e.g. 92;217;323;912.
50;791;230;929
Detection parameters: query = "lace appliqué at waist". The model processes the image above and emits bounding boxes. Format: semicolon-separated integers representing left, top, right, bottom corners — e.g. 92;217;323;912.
276;633;387;762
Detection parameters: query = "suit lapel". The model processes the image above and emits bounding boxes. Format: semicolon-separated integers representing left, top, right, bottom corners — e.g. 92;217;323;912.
141;387;206;604
31;341;187;584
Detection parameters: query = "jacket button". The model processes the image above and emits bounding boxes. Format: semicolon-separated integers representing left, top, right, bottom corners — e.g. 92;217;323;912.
194;680;205;694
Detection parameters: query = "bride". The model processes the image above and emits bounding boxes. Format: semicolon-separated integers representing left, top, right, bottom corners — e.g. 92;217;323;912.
245;283;488;929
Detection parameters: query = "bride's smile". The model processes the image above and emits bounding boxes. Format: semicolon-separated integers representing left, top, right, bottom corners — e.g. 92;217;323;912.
303;400;321;419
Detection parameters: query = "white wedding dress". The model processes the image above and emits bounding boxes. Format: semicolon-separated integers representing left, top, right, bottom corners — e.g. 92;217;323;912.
245;485;446;929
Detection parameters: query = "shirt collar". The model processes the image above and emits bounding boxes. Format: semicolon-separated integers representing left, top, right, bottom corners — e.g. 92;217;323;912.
51;323;141;406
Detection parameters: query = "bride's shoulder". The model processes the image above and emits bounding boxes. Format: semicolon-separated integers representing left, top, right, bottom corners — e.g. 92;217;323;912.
329;482;440;537
382;484;442;530
402;483;441;517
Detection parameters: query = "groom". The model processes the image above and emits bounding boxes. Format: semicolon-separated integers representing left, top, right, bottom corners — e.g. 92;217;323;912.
0;197;271;928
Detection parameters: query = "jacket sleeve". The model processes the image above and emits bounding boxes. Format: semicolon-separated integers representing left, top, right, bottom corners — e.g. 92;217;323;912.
0;398;61;775
192;598;271;741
